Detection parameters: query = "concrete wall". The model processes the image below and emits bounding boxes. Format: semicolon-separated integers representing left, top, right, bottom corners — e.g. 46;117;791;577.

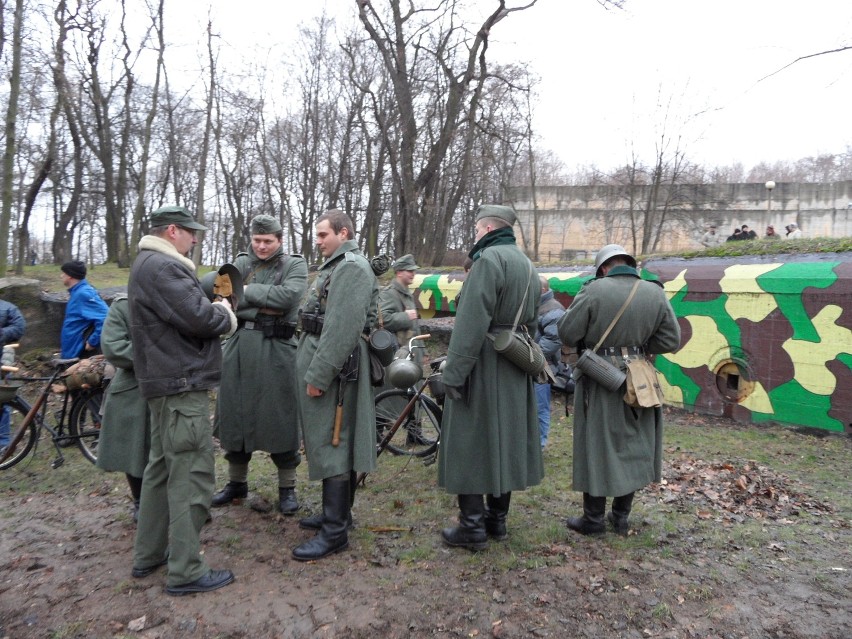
508;181;852;260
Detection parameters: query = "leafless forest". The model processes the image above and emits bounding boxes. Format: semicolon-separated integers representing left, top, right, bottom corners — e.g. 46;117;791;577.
1;0;850;273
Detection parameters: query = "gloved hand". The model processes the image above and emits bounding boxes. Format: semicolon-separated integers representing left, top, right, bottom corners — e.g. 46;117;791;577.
1;346;15;366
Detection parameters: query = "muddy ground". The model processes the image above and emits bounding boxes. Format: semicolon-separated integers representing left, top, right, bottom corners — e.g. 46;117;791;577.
1;406;850;639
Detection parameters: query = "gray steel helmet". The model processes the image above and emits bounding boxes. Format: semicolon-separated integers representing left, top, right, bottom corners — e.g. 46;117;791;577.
386;357;422;389
594;244;636;277
200;270;218;300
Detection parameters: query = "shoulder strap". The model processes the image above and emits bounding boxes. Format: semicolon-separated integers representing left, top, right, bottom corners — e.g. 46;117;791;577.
591;278;641;351
510;260;535;330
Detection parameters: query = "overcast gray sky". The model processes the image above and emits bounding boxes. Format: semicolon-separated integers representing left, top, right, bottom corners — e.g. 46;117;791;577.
167;0;852;171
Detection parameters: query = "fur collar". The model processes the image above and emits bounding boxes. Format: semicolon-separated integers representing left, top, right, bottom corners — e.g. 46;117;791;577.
138;234;197;271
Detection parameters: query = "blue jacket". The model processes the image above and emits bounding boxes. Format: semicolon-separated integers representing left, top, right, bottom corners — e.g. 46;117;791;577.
61;280;108;358
0;299;26;346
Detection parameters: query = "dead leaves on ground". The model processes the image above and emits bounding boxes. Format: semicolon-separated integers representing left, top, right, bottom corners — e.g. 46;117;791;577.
650;453;836;523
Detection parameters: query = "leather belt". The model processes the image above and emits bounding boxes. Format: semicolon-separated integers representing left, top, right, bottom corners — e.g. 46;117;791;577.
596;345;644;358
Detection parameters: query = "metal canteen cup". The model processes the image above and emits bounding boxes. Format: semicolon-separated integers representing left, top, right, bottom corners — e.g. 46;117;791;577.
368;328;397;366
492;330;546;376
574;349;627;392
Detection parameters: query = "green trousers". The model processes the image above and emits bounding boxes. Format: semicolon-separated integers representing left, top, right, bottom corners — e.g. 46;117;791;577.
132;391;214;586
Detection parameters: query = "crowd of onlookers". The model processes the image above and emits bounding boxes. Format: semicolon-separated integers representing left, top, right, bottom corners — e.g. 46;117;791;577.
700;222;803;247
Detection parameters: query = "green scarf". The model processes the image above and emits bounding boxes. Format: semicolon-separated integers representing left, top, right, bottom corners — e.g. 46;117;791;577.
468;226;516;261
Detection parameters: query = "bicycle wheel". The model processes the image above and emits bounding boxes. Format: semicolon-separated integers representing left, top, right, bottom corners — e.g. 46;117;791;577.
375;389;441;457
0;398;38;470
70;386;103;464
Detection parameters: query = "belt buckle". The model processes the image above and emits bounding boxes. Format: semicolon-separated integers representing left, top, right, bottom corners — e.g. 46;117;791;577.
245;321;255;330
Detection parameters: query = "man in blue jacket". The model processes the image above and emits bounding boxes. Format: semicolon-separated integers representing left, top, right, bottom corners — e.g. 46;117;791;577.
60;260;108;359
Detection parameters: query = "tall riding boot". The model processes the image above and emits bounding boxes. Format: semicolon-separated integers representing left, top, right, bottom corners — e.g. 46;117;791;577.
484;492;512;541
566;493;607;535
441;494;488;551
299;470;356;531
608;492;635;536
127;474;143;523
277;467;300;515
292;475;350;561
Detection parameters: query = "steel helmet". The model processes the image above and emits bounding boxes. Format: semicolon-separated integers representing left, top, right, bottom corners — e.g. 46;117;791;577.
200;270;218;300
594;244;636;277
386;357;422;389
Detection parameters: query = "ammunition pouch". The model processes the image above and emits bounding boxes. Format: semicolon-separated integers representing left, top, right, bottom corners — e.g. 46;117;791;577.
300;312;325;336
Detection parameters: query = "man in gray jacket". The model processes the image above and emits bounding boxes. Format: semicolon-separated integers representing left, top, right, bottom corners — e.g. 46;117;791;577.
128;205;237;595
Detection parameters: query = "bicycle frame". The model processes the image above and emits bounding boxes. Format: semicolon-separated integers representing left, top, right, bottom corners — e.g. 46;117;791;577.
0;357;82;469
357;335;443;486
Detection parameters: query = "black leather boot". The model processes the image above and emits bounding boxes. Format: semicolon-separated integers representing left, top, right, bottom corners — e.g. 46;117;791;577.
127;474;143;524
484;492;511;541
566;493;607;535
211;481;248;507
278;487;300;515
292;476;350;561
608;492;634;536
299;470;356;531
441;494;488;551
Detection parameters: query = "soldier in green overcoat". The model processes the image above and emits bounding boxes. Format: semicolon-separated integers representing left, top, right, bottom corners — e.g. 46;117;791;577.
557;244;681;536
377;253;421;350
437;204;544;551
292;210;379;561
97;295;151;522
211;215;308;515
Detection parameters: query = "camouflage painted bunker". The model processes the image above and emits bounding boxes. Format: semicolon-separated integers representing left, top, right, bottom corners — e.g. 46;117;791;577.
410;254;852;434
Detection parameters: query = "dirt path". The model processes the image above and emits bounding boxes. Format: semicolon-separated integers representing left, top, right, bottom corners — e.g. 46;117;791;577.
1;410;850;639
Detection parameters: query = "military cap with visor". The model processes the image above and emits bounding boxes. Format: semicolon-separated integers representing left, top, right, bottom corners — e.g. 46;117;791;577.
475;204;516;226
392;254;419;272
149;205;209;231
250;214;282;235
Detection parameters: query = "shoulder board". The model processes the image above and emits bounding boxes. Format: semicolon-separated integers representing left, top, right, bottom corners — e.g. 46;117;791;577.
236;251;249;258
290;253;303;259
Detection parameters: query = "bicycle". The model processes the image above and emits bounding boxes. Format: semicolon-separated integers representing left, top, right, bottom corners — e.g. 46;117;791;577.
0;354;106;470
371;334;444;460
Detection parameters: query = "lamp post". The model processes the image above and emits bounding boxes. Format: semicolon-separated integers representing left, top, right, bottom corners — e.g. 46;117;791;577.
765;180;776;216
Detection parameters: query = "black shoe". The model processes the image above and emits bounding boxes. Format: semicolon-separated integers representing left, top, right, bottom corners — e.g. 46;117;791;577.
131;557;168;578
278;487;300;515
132;499;140;524
165;569;235;596
211;481;248;507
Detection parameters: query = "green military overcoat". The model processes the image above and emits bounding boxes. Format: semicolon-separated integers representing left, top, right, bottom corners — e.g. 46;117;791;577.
557;267;681;497
96;296;151;478
377;278;420;348
437;242;544;495
215;247;307;453
296;240;379;480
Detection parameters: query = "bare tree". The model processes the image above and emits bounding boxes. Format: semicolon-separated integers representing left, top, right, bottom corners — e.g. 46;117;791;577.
356;0;538;265
0;0;23;274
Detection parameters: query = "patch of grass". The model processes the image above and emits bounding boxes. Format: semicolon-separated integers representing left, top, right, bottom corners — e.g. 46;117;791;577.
49;621;88;639
652;601;673;620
